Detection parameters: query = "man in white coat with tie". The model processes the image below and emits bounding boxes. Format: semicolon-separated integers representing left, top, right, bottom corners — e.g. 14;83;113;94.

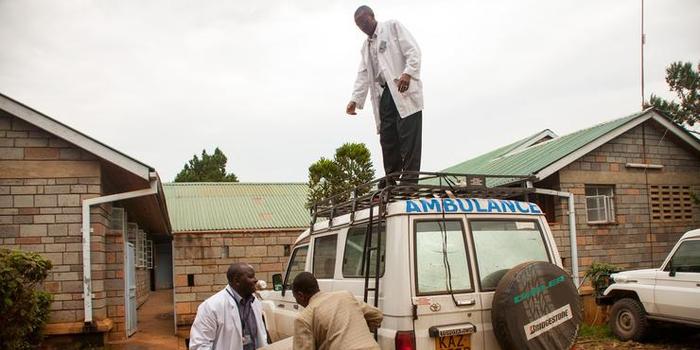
189;263;269;350
346;5;423;188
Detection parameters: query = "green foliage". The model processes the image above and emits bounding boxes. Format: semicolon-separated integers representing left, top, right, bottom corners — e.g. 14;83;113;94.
307;143;375;208
0;249;54;350
649;61;699;126
174;147;239;182
584;262;620;295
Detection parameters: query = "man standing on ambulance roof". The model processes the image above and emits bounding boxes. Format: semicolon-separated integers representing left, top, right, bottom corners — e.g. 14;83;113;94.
346;5;423;188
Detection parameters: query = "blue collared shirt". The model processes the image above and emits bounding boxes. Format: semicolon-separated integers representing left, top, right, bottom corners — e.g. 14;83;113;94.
228;288;258;350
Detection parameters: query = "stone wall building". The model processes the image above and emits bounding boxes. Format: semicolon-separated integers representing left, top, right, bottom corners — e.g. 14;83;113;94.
0;94;172;345
162;182;308;336
443;109;700;280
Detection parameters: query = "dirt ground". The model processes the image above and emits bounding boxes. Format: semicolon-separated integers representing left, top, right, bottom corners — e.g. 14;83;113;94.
575;324;700;350
106;289;182;350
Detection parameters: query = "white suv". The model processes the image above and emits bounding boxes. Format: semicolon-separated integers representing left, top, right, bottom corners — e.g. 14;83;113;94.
259;174;582;350
599;229;700;341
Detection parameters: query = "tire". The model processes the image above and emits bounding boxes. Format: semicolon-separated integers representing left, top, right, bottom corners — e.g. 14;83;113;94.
609;298;649;341
491;261;581;350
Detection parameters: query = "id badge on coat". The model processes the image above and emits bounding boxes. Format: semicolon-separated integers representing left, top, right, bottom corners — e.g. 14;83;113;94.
242;334;252;346
379;40;387;53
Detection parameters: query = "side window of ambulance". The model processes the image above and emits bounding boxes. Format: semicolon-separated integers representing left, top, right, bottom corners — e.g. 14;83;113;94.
284;245;309;288
343;223;386;277
415;220;473;295
313;235;338;278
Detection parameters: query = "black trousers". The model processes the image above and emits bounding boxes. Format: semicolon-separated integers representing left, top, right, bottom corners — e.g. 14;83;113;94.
379;86;422;187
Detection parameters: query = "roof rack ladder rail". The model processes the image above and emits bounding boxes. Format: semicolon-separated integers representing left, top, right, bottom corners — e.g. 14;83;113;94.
328;203;335;229
350;188;357;224
362;192;379;303
371;188;388;309
309;204;317;235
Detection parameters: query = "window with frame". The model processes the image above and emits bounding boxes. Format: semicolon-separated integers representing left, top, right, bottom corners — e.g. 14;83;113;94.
415;220;472;295
342;223;386;278
664;240;700;273
585;185;615;223
284;245;309;288
470;220;550;290
312;235;338;279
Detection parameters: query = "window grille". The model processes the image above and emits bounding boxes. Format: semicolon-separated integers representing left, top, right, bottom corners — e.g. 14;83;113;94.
585;185;615;223
650;185;693;222
138;229;146;268
127;222;138;248
146;240;153;269
110;207;126;231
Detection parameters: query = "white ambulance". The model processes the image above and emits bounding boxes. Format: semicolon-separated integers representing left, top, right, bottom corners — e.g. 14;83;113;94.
259;173;582;350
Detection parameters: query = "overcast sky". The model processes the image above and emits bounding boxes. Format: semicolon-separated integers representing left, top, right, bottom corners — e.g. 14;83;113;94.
1;0;698;183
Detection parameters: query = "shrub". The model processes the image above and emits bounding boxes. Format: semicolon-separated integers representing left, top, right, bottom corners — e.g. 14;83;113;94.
584;262;620;295
0;249;54;350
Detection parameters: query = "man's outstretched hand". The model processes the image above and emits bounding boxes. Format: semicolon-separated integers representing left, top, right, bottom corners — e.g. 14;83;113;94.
396;73;411;93
346;101;357;115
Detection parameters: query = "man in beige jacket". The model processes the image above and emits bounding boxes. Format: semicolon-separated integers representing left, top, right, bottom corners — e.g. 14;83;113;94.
291;272;383;350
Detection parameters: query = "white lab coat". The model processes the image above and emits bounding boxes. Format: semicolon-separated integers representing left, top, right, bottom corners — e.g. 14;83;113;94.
189;286;269;350
351;20;423;134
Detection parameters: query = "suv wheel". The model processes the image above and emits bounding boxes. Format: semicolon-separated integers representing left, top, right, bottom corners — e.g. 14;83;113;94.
609;298;648;341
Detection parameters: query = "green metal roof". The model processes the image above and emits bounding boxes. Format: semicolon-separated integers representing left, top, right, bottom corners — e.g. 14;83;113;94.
442;110;649;181
163;182;309;232
444;129;554;173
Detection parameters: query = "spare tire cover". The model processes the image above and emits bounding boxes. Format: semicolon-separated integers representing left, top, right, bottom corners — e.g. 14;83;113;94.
491;261;581;350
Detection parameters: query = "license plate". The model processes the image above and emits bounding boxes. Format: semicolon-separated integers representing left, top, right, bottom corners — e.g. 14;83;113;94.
435;334;471;350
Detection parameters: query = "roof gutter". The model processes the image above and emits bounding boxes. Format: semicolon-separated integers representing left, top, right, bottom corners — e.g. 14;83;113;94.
82;173;159;325
527;183;580;287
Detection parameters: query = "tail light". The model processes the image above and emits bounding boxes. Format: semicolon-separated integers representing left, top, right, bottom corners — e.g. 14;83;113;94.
395;330;416;350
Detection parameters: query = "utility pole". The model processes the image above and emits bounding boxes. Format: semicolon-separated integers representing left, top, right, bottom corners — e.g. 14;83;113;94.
641;0;646;108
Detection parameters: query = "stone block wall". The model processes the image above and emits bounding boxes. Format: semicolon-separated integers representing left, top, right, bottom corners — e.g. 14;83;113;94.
173;230;302;329
0;111;112;325
137;268;151;307
105;227;127;341
546;121;700;278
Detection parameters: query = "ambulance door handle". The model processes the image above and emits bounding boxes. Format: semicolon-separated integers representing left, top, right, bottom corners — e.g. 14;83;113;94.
277;304;285;308
457;299;476;306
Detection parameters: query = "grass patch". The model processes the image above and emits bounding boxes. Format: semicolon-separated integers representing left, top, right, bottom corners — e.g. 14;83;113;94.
578;324;613;340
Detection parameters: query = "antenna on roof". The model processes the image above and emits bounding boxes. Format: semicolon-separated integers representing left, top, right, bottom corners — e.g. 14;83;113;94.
640;0;646;109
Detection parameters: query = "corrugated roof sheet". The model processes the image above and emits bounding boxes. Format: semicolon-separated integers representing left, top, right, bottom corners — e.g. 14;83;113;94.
163;182;309;232
443;110;649;181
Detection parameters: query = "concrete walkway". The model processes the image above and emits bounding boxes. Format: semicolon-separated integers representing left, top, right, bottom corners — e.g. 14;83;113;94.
108;289;183;350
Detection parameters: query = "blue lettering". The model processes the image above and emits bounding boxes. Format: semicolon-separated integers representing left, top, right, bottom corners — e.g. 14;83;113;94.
487;199;502;213
406;200;422;213
529;203;542;214
515;201;530;213
473;199;488;213
443;199;458;212
500;200;517;213
457;199;473;212
421;199;442;213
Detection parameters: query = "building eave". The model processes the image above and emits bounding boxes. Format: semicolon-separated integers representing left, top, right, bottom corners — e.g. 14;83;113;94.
533;108;699;181
0;93;153;181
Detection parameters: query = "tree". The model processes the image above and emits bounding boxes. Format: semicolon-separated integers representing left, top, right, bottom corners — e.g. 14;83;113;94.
307;143;375;209
0;249;53;350
174;147;239;182
649;61;699;126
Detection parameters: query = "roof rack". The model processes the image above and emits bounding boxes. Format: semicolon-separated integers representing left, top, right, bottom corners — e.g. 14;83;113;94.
309;171;535;231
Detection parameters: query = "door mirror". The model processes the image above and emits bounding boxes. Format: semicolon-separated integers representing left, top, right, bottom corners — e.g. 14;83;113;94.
669;265;677;277
272;273;283;291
